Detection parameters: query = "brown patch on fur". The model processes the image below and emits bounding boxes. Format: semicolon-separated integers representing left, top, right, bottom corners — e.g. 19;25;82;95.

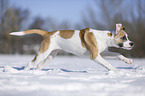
115;30;126;39
85;32;98;60
59;30;74;39
24;29;48;36
107;33;112;37
23;29;57;53
79;28;90;49
115;39;124;44
80;28;98;59
32;54;38;62
39;31;57;53
114;30;126;44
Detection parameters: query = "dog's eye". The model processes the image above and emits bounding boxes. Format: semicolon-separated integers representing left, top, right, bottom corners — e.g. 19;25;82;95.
123;26;125;30
121;36;127;40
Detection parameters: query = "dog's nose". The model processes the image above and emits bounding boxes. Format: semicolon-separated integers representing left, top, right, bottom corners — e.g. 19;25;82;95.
129;42;134;46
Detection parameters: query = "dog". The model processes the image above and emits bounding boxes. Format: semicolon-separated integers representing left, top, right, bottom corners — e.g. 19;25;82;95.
10;23;134;71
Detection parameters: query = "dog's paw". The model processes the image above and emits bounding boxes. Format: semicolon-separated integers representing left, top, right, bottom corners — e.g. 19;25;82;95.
108;68;119;72
125;58;134;64
122;58;134;64
118;55;134;64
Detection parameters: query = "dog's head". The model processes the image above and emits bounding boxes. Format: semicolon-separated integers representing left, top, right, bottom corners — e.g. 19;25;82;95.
113;23;134;50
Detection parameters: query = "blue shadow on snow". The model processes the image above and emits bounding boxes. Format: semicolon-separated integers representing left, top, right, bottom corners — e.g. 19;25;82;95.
12;66;87;73
116;67;137;69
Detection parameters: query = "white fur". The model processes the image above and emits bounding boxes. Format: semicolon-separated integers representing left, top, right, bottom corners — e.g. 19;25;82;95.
10;31;24;36
118;55;134;64
123;40;132;48
55;30;87;56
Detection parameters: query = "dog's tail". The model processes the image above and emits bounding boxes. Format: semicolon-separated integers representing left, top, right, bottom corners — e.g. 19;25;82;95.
9;29;48;37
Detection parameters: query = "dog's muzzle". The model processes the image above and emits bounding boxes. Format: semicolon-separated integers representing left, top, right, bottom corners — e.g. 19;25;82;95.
118;41;134;50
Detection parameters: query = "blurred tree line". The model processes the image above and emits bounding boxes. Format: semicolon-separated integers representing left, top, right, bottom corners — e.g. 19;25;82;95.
0;0;145;57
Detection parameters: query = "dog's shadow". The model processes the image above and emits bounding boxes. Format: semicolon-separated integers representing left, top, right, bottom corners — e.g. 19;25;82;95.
1;66;137;73
39;68;87;73
11;66;87;73
13;66;25;70
116;67;137;70
60;69;87;73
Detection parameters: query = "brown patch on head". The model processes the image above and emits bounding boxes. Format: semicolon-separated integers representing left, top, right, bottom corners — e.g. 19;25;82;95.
59;30;74;39
114;30;126;44
39;31;57;53
115;30;126;39
79;28;98;60
115;38;124;44
107;33;112;37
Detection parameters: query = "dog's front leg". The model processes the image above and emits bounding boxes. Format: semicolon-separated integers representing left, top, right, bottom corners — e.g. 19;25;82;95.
94;54;118;71
101;51;134;64
118;55;134;64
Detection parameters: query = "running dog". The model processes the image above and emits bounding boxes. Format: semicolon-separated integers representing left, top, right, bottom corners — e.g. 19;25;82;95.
10;23;134;71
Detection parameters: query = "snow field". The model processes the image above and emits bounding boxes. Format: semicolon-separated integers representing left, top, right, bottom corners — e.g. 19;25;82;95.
0;55;145;96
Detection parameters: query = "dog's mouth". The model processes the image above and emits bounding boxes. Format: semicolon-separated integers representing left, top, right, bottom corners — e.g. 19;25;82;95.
123;47;132;50
116;44;133;50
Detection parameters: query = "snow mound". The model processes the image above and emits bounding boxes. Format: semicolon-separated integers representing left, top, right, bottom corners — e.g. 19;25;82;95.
3;66;19;73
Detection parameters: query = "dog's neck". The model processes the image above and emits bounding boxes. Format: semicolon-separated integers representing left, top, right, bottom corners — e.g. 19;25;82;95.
98;30;116;48
107;29;118;47
92;29;116;51
106;34;116;47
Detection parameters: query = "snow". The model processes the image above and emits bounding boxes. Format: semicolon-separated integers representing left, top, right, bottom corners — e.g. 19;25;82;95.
0;55;145;96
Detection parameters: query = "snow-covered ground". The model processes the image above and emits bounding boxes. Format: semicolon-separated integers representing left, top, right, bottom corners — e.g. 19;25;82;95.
0;55;145;96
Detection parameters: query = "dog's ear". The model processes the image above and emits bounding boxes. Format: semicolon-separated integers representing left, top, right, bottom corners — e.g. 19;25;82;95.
116;23;122;34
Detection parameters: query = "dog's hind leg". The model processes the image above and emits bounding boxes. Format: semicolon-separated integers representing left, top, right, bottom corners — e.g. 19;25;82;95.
24;37;57;70
24;49;53;70
36;49;60;70
24;54;38;70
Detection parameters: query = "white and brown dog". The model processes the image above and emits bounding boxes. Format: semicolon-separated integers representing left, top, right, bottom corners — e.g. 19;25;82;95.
10;23;134;71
